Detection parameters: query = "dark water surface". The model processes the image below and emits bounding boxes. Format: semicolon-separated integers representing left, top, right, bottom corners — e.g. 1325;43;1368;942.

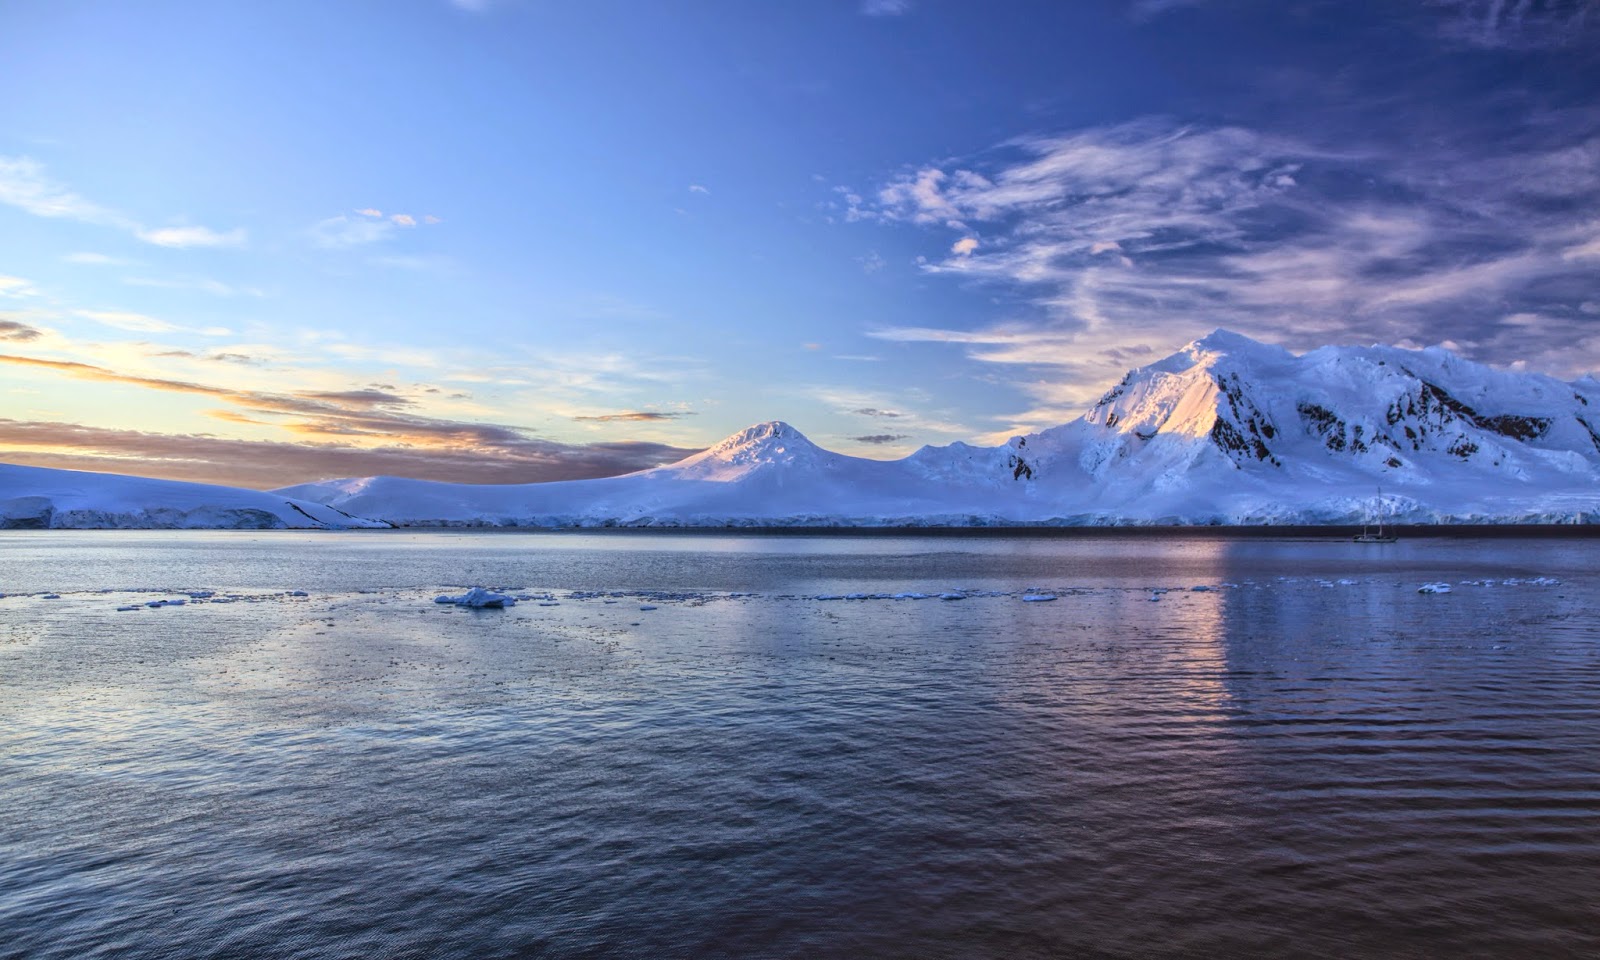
1;531;1597;959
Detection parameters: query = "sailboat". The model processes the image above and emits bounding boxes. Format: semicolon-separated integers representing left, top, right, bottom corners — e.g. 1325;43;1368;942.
1353;486;1398;543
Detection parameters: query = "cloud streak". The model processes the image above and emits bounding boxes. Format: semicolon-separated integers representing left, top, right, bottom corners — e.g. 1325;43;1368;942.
0;155;245;248
0;418;699;489
572;411;696;423
0;352;703;486
0;319;42;342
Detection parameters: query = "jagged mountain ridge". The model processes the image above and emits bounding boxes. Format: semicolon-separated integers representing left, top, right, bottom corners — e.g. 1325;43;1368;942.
1002;329;1600;489
274;330;1600;526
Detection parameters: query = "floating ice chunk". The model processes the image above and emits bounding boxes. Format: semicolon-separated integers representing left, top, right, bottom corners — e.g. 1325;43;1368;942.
1148;593;1161;602
537;601;560;607
816;594;845;601
41;594;61;600
1417;582;1452;594
288;591;309;597
1530;577;1561;586
846;593;870;600
1021;595;1056;602
939;592;965;601
115;605;140;612
639;604;658;611
145;598;186;608
434;587;516;608
186;590;215;599
1191;585;1212;592
893;592;930;600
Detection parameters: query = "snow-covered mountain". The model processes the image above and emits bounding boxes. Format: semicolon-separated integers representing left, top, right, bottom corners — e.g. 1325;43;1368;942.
4;331;1594;528
0;462;389;530
277;331;1600;526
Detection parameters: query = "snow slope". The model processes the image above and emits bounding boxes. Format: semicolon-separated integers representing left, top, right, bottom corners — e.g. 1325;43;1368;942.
0;462;389;529
277;332;1600;527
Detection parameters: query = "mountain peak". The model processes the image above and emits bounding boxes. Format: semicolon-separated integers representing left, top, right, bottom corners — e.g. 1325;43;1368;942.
1190;328;1263;351
654;420;826;481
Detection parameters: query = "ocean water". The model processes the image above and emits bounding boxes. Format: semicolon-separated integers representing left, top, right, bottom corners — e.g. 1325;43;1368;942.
1;531;1597;959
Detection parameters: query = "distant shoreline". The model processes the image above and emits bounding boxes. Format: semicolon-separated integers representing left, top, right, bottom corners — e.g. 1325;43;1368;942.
8;523;1599;538
329;522;1600;539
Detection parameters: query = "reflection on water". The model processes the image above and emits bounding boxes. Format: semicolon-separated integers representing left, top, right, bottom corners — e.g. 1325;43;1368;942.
1;532;1597;959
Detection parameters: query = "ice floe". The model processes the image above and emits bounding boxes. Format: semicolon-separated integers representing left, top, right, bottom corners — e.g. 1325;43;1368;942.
434;587;517;608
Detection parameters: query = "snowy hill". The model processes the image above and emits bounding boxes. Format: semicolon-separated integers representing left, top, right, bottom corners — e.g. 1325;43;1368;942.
0;463;389;530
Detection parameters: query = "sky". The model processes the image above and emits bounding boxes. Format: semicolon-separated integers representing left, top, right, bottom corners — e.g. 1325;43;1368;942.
2;0;1598;488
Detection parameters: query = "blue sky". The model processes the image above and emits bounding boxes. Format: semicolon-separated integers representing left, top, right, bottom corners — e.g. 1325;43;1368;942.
2;0;1598;486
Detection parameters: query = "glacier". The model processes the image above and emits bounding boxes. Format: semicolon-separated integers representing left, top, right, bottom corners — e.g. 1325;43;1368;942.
0;462;389;530
5;330;1599;529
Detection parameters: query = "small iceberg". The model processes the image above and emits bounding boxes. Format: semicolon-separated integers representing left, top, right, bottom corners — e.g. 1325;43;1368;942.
938;592;965;601
1417;582;1452;594
639;604;658;611
1021;594;1056;602
434;587;517;608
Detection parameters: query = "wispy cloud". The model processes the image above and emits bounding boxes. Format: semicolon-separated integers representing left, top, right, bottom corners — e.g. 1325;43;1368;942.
852;433;909;445
0;275;40;298
572;410;696;423
123;275;262;297
137;225;247;248
1427;0;1600;48
865;113;1600;421
810;387;972;442
1132;0;1600;48
0;156;125;225
310;214;395;249
1129;0;1206;20
63;252;128;266
74;310;182;334
861;0;912;15
311;209;438;248
688;184;710;195
0;155;245;248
